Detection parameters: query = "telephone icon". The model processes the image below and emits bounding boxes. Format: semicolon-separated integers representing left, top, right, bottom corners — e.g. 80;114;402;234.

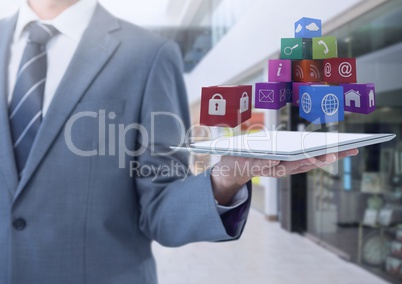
318;40;329;54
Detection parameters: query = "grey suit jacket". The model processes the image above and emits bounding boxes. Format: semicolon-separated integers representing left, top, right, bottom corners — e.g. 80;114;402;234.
0;4;251;284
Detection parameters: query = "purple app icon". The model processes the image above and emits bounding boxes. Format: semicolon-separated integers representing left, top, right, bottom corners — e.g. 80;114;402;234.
268;59;292;82
341;83;376;114
285;82;293;103
255;82;287;110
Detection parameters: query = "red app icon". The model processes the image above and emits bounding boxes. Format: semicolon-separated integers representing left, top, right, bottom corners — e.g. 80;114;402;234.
200;85;252;128
323;58;357;84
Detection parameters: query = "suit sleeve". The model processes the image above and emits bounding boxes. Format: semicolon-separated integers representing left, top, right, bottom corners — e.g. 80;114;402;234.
134;40;251;247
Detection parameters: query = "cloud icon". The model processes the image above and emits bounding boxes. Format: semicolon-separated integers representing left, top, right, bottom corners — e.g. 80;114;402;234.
306;23;320;32
295;24;302;33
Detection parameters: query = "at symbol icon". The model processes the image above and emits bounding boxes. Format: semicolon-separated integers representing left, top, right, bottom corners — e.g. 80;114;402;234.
324;63;332;77
339;62;353;78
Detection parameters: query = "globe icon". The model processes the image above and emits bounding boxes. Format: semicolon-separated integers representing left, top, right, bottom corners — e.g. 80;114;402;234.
321;94;339;116
301;93;312;114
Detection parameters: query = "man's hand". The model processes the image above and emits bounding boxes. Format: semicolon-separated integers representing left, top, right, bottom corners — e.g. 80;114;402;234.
211;149;359;206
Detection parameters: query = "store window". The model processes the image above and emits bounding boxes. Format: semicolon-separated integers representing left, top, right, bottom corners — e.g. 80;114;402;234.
305;1;402;283
210;0;259;45
152;0;259;72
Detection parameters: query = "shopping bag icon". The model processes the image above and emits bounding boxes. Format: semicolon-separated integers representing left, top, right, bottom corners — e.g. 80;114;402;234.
208;94;226;116
240;92;249;113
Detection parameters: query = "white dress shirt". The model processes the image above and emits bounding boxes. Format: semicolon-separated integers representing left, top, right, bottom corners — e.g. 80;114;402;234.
8;0;248;213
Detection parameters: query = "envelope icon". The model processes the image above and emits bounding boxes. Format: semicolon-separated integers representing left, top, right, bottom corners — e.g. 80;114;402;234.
259;89;274;103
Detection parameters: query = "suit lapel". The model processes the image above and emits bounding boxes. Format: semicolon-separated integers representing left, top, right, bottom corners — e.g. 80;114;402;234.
0;14;19;196
14;5;121;200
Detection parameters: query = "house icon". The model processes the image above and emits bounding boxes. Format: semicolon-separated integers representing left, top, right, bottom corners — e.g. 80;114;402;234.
369;90;375;107
345;89;361;108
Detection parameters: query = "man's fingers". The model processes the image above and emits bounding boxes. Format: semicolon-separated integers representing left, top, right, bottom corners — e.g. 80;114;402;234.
239;148;359;178
337;148;359;159
251;159;280;169
287;149;359;175
303;149;358;166
288;164;319;176
270;160;281;167
295;154;335;169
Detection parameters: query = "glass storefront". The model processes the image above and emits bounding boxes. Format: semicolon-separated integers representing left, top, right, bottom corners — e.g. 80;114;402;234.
305;1;402;283
151;0;259;72
210;0;259;45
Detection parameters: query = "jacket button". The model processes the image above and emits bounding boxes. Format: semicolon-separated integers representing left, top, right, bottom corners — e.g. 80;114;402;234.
12;218;27;231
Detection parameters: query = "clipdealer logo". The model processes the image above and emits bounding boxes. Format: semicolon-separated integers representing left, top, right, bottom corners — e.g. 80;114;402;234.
64;110;192;168
64;110;342;176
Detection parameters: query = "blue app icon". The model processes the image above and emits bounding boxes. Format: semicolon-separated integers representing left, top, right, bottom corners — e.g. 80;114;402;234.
299;85;344;124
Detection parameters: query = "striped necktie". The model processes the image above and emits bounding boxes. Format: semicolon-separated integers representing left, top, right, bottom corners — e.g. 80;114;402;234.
9;22;58;175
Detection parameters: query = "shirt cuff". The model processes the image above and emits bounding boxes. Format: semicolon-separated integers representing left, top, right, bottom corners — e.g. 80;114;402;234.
216;185;249;215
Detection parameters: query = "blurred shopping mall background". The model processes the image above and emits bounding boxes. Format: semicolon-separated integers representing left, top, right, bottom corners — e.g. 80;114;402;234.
2;0;402;283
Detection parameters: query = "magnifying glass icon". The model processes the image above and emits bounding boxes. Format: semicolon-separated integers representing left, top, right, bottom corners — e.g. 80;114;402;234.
284;44;299;56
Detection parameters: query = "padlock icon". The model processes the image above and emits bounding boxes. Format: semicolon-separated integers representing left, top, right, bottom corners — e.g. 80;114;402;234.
208;94;226;116
240;92;249;113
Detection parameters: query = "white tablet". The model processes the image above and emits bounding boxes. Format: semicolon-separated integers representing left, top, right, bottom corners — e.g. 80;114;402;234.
171;131;396;161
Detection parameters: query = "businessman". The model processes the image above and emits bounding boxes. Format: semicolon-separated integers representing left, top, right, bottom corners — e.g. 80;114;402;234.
0;0;357;283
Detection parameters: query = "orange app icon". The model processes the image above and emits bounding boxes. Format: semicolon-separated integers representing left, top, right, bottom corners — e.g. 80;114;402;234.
292;60;323;82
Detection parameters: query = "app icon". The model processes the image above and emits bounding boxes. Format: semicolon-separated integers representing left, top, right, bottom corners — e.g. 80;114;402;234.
208;94;226;116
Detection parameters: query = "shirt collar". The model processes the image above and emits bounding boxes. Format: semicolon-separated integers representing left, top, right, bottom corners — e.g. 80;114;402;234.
14;0;98;42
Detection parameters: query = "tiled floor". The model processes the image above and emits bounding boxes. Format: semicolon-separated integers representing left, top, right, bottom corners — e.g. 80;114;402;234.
153;209;389;284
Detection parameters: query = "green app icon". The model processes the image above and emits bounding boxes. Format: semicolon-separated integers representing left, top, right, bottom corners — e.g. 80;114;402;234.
281;38;303;60
312;36;338;59
302;38;313;60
